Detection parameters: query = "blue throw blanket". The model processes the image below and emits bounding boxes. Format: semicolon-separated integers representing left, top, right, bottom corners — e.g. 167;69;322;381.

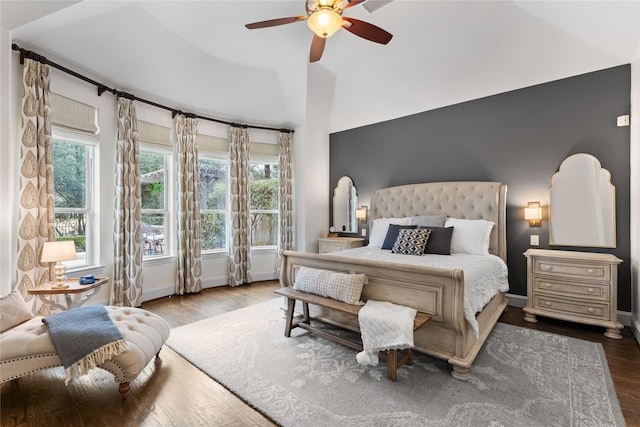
42;305;130;384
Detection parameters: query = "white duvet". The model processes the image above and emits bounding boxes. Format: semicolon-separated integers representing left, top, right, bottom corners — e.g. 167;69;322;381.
326;246;509;338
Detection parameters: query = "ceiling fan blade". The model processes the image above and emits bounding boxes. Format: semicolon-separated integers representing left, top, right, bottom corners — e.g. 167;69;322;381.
309;35;326;63
343;0;367;9
342;17;393;44
245;16;307;29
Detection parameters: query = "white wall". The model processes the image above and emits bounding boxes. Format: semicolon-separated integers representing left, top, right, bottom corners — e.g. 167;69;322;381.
0;24;14;297
631;45;640;344
292;64;336;253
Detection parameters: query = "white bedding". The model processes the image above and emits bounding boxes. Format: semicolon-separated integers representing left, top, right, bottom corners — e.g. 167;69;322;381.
326;246;509;338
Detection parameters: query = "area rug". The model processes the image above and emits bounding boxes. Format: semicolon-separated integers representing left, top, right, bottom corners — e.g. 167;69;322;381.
166;298;625;427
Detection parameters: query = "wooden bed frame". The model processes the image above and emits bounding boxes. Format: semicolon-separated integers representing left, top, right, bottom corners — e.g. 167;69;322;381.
280;181;508;380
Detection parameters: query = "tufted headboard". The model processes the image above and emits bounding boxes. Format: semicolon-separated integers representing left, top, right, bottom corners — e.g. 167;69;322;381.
369;181;507;262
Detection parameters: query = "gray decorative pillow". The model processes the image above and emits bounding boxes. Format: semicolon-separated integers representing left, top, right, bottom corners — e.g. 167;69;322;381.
410;215;447;228
293;266;367;305
1;291;34;333
391;228;432;256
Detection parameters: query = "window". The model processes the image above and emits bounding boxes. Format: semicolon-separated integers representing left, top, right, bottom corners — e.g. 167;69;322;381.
140;149;170;257
199;157;228;251
249;161;279;247
52;136;94;269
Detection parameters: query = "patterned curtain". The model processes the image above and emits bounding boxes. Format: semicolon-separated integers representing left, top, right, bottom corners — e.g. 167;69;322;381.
16;59;55;315
111;97;143;307
228;125;252;287
175;114;202;294
275;131;293;279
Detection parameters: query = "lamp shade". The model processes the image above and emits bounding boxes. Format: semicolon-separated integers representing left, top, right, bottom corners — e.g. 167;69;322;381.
41;241;77;263
307;8;343;38
524;202;542;226
356;207;368;220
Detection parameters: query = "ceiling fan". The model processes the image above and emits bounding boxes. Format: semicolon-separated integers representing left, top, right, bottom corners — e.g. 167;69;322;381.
245;0;393;62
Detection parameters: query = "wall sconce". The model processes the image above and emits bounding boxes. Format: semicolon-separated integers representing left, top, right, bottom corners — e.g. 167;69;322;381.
356;206;368;224
524;202;542;227
40;241;77;289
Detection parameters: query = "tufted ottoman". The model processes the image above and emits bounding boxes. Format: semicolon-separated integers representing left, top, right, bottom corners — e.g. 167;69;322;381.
0;306;170;398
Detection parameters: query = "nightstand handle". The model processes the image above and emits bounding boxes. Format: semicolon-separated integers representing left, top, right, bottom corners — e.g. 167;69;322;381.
543;282;552;288
587;288;594;293
587;307;594;313
542;265;552;270
586;269;595;274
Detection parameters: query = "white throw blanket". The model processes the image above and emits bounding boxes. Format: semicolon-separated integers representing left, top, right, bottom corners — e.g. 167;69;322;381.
356;300;417;366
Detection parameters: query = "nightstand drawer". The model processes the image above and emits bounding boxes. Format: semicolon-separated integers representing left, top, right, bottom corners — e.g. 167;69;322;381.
320;241;349;253
533;277;609;301
533;295;610;321
318;237;364;254
534;259;609;281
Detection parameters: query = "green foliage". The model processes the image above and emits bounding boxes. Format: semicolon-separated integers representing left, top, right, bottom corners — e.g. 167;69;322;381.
250;179;278;210
201;213;226;250
52;140;86;209
57;235;86;251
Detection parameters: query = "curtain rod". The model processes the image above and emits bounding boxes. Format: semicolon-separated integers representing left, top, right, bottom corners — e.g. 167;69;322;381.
11;44;294;134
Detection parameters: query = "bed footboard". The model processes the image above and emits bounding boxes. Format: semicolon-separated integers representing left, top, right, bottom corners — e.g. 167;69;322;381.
280;250;506;379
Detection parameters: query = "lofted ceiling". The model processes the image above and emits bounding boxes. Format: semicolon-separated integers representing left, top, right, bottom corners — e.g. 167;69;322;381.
2;1;639;133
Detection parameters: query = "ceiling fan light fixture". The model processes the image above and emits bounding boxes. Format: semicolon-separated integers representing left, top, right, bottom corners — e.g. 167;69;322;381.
307;8;343;38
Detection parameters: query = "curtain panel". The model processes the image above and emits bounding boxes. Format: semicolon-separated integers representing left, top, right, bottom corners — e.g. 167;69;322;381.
111;97;143;307
175;114;202;294
228;125;252;287
16;59;55;315
276;131;293;278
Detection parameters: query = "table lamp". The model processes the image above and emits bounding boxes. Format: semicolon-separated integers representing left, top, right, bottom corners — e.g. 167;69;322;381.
40;241;77;289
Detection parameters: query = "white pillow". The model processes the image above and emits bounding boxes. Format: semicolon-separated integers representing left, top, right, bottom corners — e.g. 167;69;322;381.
368;217;411;248
445;218;494;255
293;266;367;305
1;291;34;333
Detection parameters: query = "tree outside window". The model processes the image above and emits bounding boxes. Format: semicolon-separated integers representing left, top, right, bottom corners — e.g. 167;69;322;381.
140;150;168;257
52;138;92;268
199;158;228;251
249;162;279;247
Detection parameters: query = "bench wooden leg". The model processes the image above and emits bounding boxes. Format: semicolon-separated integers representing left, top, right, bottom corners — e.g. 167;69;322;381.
284;298;296;337
387;349;398;382
302;302;310;325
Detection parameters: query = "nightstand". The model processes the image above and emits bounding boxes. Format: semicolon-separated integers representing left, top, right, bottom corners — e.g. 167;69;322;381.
523;249;623;339
318;237;365;254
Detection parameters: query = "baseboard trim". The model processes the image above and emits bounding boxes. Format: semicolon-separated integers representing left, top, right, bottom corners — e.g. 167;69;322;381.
137;272;278;303
506;293;634;328
631;316;640;345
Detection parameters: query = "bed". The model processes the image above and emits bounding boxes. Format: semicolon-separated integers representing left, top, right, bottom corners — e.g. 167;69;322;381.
279;181;508;380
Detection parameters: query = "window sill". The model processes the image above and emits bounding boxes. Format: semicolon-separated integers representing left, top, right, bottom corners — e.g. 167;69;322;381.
68;265;106;278
143;255;176;267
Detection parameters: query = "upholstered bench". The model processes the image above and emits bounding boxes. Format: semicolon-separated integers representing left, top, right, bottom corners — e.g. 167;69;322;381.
1;300;170;399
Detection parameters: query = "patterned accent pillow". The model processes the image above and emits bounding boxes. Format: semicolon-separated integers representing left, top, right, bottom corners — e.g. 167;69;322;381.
293;266;367;305
0;291;34;333
391;228;432;256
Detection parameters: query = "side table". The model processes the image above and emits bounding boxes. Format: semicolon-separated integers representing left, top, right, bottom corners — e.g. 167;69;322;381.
27;277;109;314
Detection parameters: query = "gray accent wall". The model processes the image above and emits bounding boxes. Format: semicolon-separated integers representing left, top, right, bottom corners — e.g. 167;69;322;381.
329;65;631;311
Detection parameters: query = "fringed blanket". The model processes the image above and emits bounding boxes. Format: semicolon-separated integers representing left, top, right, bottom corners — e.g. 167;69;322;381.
356;300;417;366
42;305;130;384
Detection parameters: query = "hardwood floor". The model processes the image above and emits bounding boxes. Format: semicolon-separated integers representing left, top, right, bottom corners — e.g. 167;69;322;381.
2;281;639;426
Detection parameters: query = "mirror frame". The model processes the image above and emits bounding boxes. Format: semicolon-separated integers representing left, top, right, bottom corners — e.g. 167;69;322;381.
549;153;616;248
333;176;358;233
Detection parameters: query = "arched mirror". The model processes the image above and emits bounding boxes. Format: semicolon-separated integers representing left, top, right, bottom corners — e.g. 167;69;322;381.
549;153;616;247
333;176;358;233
